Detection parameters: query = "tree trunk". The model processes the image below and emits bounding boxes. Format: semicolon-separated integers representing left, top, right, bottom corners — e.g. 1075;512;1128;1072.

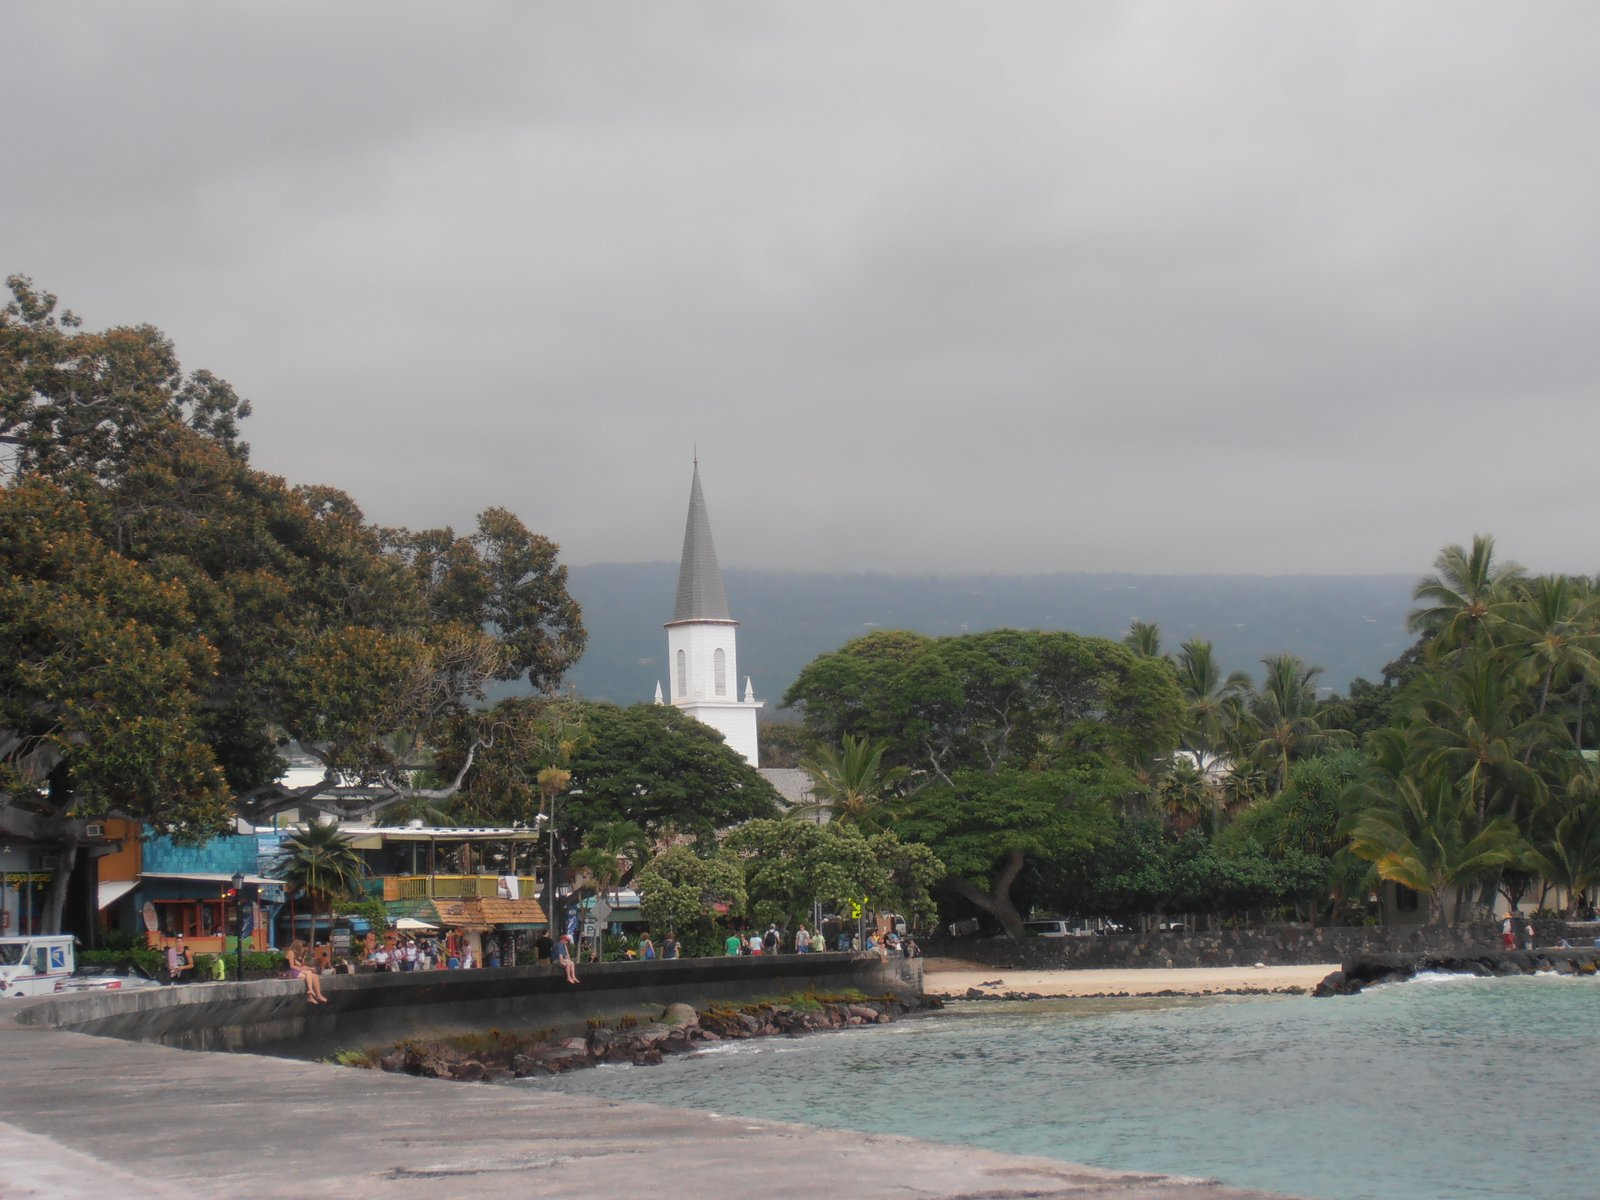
39;835;80;934
945;849;1028;937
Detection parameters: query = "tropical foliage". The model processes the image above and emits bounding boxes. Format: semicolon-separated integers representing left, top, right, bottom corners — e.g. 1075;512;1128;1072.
792;734;908;832
1;276;585;930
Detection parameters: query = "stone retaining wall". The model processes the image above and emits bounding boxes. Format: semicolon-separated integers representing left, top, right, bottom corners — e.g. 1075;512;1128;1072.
920;924;1495;969
13;953;922;1056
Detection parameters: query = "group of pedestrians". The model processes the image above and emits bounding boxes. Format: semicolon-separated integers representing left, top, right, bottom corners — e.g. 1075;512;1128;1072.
1500;912;1538;951
718;923;918;957
726;924;815;956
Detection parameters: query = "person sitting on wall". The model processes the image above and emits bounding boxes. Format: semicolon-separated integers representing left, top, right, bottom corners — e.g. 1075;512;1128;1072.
553;933;580;984
285;940;328;1004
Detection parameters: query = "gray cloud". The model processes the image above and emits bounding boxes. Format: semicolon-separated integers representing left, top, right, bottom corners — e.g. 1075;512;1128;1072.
6;2;1600;580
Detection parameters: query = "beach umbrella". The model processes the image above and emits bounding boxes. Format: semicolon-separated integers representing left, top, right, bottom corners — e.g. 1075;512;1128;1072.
396;918;438;931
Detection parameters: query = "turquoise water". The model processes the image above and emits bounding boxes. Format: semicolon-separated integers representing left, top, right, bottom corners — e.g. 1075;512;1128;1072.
524;974;1600;1199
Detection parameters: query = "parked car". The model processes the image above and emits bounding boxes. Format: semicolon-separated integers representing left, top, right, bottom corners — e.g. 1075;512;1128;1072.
1022;918;1095;938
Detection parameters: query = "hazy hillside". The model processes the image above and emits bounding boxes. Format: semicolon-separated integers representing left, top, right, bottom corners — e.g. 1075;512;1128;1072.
556;564;1417;711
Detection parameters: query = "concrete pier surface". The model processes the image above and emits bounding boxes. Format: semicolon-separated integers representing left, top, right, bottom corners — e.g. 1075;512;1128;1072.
0;984;1299;1200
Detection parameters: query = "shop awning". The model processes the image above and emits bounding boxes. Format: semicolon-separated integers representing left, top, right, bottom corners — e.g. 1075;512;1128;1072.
97;879;138;909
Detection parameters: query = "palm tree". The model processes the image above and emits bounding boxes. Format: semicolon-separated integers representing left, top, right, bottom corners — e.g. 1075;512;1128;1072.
569;820;650;962
1491;574;1600;728
1173;638;1251;774
1218;760;1272;819
792;734;909;833
1123;620;1163;659
381;792;458;827
1158;758;1213;833
1241;655;1349;792
1407;646;1552;826
277;821;367;948
1408;534;1523;651
1528;804;1600;916
1345;774;1526;926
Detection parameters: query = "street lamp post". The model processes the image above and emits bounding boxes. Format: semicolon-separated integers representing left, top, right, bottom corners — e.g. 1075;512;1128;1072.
545;804;558;944
231;870;245;982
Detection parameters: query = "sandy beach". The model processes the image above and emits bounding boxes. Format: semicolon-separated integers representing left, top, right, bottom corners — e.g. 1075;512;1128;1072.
923;957;1337;997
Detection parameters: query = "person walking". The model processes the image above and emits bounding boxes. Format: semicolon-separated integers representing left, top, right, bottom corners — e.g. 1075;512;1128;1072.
794;925;811;954
640;934;656;961
662;934;679;960
763;924;779;955
725;931;743;956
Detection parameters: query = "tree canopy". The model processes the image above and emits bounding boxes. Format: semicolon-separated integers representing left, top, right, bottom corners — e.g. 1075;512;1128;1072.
786;629;1186;935
1;275;586;929
450;699;780;847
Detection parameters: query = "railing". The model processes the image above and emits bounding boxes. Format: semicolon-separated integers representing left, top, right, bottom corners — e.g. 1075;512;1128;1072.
381;875;541;901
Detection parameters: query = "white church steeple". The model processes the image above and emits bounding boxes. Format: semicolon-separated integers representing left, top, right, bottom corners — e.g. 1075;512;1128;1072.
661;461;762;765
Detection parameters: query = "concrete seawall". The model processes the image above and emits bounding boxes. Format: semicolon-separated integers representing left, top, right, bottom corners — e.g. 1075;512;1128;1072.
15;953;924;1054
0;953;1301;1200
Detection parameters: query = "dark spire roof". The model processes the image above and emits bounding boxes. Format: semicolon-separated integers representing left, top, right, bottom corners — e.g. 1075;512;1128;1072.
672;462;731;622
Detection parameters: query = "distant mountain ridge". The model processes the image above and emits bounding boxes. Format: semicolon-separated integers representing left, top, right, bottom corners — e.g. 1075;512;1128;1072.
555;564;1418;712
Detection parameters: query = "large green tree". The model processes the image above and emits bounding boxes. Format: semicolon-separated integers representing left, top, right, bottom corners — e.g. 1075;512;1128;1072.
1;276;586;929
633;844;747;956
451;699;781;846
787;629;1185;936
724;818;944;932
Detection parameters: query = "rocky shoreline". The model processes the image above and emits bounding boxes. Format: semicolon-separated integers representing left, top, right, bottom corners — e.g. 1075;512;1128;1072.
1314;947;1600;996
356;991;939;1082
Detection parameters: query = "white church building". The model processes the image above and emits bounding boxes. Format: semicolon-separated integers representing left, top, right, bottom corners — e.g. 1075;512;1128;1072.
654;462;763;767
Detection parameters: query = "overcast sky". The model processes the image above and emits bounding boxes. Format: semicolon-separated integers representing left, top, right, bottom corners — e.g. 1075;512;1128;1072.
6;4;1598;578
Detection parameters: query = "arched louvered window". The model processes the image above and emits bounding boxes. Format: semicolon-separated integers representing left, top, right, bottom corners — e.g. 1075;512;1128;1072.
676;649;687;697
714;648;727;695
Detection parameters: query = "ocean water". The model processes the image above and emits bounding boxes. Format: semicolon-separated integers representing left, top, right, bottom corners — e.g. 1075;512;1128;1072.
523;974;1600;1200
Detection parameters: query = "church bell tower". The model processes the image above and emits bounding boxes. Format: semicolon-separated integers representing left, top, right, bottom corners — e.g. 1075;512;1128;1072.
658;461;762;766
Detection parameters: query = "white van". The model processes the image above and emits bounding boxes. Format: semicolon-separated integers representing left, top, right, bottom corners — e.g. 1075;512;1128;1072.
1023;918;1092;938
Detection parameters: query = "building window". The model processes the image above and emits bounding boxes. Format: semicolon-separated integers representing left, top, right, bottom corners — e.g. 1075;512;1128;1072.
676;649;687;697
714;648;726;695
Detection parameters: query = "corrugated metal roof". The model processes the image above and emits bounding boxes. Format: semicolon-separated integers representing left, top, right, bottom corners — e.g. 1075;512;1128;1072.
408;896;549;930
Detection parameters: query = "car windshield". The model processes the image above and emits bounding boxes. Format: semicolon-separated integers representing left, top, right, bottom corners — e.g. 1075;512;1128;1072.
0;944;24;965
